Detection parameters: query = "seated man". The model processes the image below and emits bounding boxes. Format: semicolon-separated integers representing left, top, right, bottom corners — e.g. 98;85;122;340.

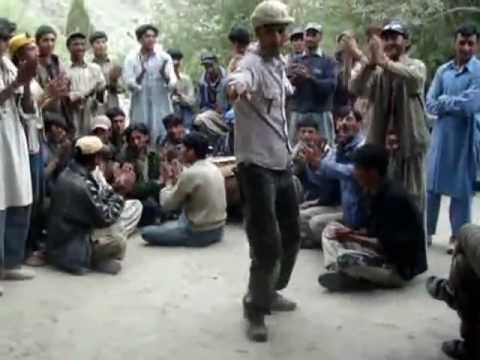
46;136;129;275
117;123;162;226
161;114;186;159
427;224;480;360
142;132;227;247
91;115;112;145
302;107;366;248
318;144;427;290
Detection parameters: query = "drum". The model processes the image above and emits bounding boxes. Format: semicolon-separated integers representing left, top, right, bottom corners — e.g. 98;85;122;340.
209;156;241;209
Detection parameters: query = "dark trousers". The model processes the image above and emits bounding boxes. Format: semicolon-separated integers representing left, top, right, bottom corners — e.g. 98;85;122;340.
237;164;300;315
26;152;45;255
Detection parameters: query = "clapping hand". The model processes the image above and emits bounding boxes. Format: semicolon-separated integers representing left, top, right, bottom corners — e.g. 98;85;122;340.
368;35;387;66
15;58;38;87
302;137;328;168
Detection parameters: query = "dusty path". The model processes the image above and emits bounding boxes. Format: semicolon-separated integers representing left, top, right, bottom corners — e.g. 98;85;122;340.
1;200;475;360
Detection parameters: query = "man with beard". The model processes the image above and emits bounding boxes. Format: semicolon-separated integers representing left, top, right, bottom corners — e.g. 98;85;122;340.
288;23;338;144
228;0;299;342
65;32;106;136
350;21;429;214
426;25;480;254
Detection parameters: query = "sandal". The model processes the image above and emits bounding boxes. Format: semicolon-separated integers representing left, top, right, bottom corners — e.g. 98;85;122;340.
442;339;467;360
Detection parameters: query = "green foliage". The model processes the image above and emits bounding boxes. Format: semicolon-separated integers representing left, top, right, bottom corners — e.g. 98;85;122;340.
65;0;95;38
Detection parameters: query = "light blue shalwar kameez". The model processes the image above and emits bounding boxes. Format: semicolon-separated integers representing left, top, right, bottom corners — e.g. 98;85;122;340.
426;56;480;237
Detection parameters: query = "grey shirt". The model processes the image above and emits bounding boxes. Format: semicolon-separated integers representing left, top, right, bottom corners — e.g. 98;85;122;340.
229;45;292;170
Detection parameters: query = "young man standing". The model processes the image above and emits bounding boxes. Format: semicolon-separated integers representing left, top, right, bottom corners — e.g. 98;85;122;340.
90;31;124;111
228;0;299;342
0;18;38;293
426;25;480;253
287;27;305;64
318;145;427;291
168;49;196;130
289;23;338;144
65;32;106;137
123;24;177;145
142;132;226;247
350;22;430;213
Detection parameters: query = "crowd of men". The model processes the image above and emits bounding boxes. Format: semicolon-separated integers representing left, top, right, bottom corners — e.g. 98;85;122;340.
0;0;479;357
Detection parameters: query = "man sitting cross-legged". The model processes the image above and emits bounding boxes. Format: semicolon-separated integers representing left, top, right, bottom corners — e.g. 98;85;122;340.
301;107;366;248
47;136;134;275
427;224;480;360
141;132;227;247
318;144;427;291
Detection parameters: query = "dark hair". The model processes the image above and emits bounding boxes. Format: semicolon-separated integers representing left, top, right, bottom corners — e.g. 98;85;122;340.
73;147;96;166
44;111;68;131
125;123;150;142
296;117;318;130
353;144;389;177
66;32;86;47
167;48;184;60
135;24;159;41
163;114;183;130
455;24;479;39
106;107;126;121
89;31;108;45
228;26;251;45
334;106;362;122
35;25;57;42
0;18;16;38
183;131;209;159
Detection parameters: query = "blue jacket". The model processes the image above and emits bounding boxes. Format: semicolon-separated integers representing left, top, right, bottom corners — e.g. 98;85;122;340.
198;67;227;111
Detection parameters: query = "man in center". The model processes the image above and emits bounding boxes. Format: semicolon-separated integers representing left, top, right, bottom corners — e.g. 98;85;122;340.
228;0;300;343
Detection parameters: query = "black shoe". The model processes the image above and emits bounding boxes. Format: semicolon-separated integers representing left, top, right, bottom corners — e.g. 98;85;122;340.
426;276;457;309
271;292;297;312
318;272;373;292
244;309;268;343
442;339;468;360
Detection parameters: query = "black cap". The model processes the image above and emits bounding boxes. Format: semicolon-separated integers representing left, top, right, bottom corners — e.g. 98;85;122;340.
89;31;108;45
66;32;86;47
200;52;218;65
135;24;159;41
167;48;184;60
381;21;409;38
0;18;16;38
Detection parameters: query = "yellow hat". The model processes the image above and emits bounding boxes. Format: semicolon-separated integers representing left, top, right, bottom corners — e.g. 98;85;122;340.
9;33;35;57
75;136;105;155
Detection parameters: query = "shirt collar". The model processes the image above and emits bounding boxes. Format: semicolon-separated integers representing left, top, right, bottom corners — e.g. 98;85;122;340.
304;48;323;57
447;56;478;73
70;61;88;69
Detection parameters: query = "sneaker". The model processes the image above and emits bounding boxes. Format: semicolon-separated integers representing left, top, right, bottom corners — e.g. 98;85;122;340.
271;292;297;312
93;260;122;275
2;267;35;281
24;251;47;267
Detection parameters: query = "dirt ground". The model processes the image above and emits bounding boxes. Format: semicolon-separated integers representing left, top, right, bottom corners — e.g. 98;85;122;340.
1;199;476;360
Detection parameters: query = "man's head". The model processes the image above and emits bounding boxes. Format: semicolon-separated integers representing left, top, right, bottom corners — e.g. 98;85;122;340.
353;144;389;192
91;115;112;144
89;31;108;58
454;24;479;66
182;131;209;164
0;18;16;55
381;21;409;61
106;107;127;135
44;111;68;144
136;24;158;51
228;25;251;55
74;136;106;171
289;27;304;54
251;0;294;56
304;23;323;52
35;25;57;57
66;32;87;61
168;48;184;72
201;52;220;77
125;123;150;154
334;106;362;145
163;114;186;144
296;117;318;146
9;33;38;66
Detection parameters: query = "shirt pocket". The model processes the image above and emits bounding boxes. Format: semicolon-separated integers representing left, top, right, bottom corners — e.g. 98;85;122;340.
262;85;281;115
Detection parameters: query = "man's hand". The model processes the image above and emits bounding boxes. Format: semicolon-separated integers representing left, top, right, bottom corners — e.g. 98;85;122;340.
16;58;38;87
302;137;328;168
368;35;387;66
228;79;250;103
113;168;136;196
109;65;122;83
46;77;70;100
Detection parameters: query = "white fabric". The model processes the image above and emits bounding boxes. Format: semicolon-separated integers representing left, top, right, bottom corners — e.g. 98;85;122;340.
0;56;33;210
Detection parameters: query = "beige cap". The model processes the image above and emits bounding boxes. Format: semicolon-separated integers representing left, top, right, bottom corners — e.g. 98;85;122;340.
91;115;112;131
251;1;294;29
75;136;105;155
